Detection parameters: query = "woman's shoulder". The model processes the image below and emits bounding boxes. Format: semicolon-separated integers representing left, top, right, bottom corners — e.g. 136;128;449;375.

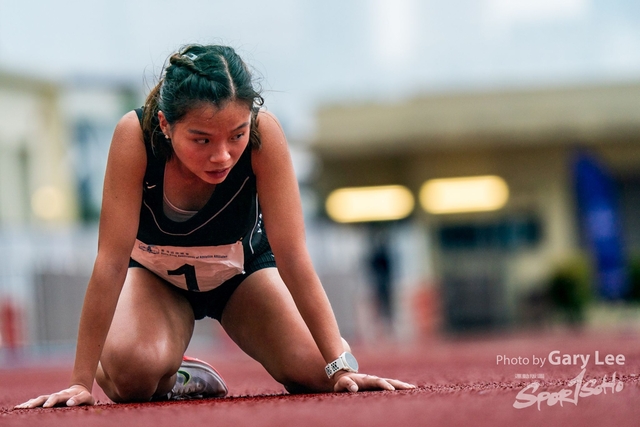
108;110;147;168
255;110;287;148
112;111;145;145
117;110;144;131
251;110;292;178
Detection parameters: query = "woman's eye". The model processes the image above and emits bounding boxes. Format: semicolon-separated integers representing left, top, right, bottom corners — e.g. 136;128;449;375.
195;138;209;144
232;133;245;141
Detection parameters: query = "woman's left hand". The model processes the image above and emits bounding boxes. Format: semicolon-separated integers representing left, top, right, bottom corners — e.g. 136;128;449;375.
333;372;417;392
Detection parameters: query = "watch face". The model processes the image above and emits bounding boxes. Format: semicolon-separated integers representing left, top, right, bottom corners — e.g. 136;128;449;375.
345;352;359;371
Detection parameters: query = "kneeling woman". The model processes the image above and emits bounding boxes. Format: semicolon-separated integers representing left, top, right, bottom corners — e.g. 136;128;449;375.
17;44;415;408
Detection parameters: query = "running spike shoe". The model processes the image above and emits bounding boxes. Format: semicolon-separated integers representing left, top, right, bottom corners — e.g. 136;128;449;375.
167;356;228;400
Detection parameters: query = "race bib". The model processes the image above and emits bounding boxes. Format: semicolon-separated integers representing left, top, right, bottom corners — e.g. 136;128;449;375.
131;239;245;292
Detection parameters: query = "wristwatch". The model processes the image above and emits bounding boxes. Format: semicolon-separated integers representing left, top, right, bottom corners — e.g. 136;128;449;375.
325;352;359;378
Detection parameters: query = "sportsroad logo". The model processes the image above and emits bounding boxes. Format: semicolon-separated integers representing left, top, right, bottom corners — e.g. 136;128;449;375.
512;368;624;410
495;350;627;411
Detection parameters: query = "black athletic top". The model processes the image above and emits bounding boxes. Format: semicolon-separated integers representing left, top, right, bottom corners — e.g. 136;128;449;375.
129;108;270;292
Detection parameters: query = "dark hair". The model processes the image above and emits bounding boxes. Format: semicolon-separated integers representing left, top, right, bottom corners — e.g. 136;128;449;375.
142;44;264;159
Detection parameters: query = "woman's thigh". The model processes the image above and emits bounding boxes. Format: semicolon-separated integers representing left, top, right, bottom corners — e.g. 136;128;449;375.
99;267;195;383
220;268;332;392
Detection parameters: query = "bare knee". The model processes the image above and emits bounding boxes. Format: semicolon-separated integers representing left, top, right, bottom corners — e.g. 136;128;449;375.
99;342;181;402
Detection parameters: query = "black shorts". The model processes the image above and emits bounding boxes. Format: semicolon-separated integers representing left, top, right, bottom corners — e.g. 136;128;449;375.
129;240;276;321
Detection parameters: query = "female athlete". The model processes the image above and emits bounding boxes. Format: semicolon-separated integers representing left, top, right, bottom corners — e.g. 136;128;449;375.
17;44;415;408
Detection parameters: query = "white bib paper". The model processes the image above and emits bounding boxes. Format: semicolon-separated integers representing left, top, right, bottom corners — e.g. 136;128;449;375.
131;239;245;292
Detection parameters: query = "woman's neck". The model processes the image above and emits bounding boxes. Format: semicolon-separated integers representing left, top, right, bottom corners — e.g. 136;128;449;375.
163;159;216;212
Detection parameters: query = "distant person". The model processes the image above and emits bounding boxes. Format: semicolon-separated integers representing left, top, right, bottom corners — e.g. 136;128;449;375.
17;44;414;408
368;228;395;330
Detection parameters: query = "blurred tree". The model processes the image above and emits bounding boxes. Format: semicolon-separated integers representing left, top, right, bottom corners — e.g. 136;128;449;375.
626;256;640;302
548;255;593;325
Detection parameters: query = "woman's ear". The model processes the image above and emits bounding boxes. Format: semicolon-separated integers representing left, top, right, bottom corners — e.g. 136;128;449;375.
157;111;170;136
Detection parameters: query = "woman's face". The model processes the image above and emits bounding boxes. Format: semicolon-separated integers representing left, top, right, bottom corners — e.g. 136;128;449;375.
158;101;252;185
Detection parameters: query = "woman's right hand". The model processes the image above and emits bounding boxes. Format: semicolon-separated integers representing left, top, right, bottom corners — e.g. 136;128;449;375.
14;384;95;409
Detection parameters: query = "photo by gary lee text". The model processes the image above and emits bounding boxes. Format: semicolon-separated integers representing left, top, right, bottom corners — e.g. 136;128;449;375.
496;351;625;369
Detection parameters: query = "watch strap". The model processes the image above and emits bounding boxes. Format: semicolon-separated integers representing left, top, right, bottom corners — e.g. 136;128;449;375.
325;352;358;378
325;356;345;378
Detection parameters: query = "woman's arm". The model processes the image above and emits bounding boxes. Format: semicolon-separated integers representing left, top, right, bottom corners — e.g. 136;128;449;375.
16;111;147;408
252;112;346;364
253;111;416;393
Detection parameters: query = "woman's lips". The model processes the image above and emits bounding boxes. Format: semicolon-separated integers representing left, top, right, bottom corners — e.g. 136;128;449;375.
205;168;230;180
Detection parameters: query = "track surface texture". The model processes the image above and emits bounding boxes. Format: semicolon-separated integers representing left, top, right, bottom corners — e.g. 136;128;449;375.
1;329;639;427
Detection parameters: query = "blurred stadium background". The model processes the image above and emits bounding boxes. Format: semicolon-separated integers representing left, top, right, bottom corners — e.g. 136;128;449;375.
1;0;640;360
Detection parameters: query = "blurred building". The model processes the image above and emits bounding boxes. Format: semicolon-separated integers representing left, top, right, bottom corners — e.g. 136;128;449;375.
0;70;141;350
311;82;640;333
62;76;140;222
0;70;76;225
0;70;75;351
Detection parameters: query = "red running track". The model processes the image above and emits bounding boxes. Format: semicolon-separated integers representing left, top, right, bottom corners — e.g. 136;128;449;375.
1;329;639;427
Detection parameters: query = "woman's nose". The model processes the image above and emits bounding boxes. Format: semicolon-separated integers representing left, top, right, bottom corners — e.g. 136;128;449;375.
209;145;231;163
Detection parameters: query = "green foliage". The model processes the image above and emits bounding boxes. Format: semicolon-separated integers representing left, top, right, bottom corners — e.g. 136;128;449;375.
548;255;593;324
627;256;640;302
